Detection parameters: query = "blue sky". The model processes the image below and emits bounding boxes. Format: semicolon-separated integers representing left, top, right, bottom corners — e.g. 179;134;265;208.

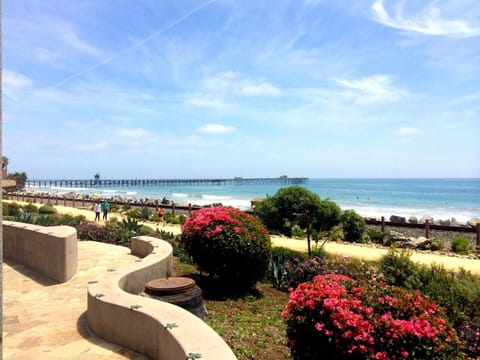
3;0;480;179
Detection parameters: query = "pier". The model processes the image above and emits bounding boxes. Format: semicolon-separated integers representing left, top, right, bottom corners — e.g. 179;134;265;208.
26;177;308;188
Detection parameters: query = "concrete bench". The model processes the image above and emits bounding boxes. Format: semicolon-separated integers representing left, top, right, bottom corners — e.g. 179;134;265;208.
3;221;78;283
87;235;237;360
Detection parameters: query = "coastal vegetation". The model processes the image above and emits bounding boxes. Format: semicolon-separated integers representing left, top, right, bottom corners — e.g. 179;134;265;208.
182;206;272;290
3;199;480;358
255;186;341;255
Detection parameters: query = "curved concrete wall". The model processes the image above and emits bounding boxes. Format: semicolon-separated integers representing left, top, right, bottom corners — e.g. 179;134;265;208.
87;236;237;360
3;220;78;282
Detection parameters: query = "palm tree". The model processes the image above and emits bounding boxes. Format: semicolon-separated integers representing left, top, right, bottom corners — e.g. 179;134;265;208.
8;172;28;190
2;156;9;177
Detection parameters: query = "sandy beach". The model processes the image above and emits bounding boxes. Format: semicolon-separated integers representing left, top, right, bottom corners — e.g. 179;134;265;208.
3;200;479;275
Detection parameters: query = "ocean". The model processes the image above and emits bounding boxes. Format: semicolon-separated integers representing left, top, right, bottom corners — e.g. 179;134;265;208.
28;178;480;223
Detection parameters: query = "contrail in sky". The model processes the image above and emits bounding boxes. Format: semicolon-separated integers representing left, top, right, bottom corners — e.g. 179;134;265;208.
53;0;216;88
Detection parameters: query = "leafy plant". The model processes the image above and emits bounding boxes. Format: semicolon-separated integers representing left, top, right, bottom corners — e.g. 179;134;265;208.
38;204;57;214
182;206;272;290
35;215;58;226
14;213;34;223
7;202;23;217
366;228;384;244
140;206;151;220
2;202;9;216
341;209;366;243
451;236;471;255
23;202;39;214
76;220;128;245
379;248;422;289
283;274;463;360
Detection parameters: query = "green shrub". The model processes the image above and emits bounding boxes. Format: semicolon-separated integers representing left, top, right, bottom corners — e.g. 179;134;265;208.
3;202;9;216
109;203;120;213
328;227;341;242
140;224;155;235
310;244;328;259
366;227;384;244
140;206;151;220
23;202;39;213
7;202;23;217
121;204;131;212
35;215;58;226
379;248;422;289
182;206;271;290
451;236;471;255
56;214;86;225
125;208;141;218
15;213;34;224
39;204;57;214
291;225;306;238
341;209;366;243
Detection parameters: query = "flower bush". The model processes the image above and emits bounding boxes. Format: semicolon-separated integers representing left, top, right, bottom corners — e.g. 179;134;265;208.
182;206;271;289
283;274;464;360
76;220;129;245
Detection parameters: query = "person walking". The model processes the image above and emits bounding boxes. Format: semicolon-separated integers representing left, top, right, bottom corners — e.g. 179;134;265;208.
101;200;110;220
94;202;101;221
157;206;164;224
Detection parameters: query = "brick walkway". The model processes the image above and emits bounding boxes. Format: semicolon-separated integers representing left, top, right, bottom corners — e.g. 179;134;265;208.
3;241;149;360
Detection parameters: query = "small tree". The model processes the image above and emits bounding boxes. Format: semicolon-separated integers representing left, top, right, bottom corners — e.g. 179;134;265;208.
341;209;366;242
256;186;341;256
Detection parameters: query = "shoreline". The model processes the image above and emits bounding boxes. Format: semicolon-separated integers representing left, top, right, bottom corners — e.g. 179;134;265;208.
8;189;480;229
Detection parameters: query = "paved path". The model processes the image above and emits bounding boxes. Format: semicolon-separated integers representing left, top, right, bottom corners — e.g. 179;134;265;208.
271;236;480;275
3;241;148;360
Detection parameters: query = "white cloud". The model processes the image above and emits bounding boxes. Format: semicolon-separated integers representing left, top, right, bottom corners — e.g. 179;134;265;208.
199;71;280;97
183;94;226;109
2;69;34;101
372;0;480;37
70;141;108;151
116;128;150;138
237;81;281;96
335;74;407;104
198;123;235;134
396;127;422;135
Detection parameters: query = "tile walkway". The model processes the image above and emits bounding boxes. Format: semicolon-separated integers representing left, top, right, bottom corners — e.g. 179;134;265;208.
3;241;149;360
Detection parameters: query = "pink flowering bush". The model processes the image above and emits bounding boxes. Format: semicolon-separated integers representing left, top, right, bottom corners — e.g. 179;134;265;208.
182;206;271;289
282;274;464;360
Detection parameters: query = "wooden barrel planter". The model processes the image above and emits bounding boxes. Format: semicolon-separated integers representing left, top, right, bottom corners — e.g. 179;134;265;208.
140;277;208;320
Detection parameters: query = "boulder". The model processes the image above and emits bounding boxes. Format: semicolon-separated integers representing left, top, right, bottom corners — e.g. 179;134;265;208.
419;216;434;224
439;219;451;226
389;215;406;223
408;216;418;224
467;218;480;227
384;230;409;246
450;218;459;226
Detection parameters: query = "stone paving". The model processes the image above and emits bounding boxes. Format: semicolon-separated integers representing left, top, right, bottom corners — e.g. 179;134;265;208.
3;241;149;360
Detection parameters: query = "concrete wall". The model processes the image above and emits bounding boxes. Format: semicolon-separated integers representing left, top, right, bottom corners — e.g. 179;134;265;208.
3;221;78;283
87;236;237;360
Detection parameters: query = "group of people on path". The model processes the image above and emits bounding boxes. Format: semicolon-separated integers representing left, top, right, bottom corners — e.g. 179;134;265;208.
94;200;110;221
